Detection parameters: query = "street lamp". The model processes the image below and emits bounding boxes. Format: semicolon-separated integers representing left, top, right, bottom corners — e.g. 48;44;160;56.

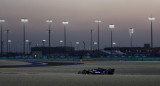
8;40;11;53
25;40;29;55
60;40;63;47
113;42;116;45
0;19;5;56
93;42;97;50
113;42;116;51
109;24;115;58
42;40;46;47
95;20;101;52
148;16;155;48
21;18;28;55
46;19;52;57
76;42;80;50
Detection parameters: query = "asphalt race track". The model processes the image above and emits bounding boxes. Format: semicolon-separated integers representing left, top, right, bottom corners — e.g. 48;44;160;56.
0;60;160;86
0;60;83;68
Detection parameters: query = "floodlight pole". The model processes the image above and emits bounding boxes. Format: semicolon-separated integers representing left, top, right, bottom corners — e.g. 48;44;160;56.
130;34;133;48
48;23;51;57
23;23;25;55
111;29;113;58
62;21;69;47
98;22;100;51
129;28;134;48
109;24;115;59
90;29;93;50
46;19;52;57
129;28;134;57
62;21;69;57
131;33;133;56
64;24;66;47
0;20;5;57
64;24;67;57
21;18;28;56
148;16;155;48
6;29;9;55
151;20;153;48
1;24;2;56
95;20;101;56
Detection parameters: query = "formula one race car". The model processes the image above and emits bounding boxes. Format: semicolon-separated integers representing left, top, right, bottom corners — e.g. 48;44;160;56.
78;68;115;75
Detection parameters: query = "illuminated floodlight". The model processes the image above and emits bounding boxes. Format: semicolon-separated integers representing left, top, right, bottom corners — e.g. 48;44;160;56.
21;18;28;23
95;20;102;23
8;40;11;42
46;19;53;23
25;40;29;42
42;40;46;42
76;42;79;44
62;21;69;25
129;28;134;34
109;24;115;29
0;19;5;23
112;42;116;45
94;42;97;45
60;40;63;43
148;17;155;21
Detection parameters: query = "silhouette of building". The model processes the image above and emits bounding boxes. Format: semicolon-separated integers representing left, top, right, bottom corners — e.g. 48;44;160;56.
31;47;75;57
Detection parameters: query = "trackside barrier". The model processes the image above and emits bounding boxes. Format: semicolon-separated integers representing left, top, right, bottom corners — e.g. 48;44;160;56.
0;56;160;61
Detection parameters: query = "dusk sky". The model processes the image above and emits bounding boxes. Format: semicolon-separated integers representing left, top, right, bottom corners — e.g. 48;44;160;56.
0;0;160;52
